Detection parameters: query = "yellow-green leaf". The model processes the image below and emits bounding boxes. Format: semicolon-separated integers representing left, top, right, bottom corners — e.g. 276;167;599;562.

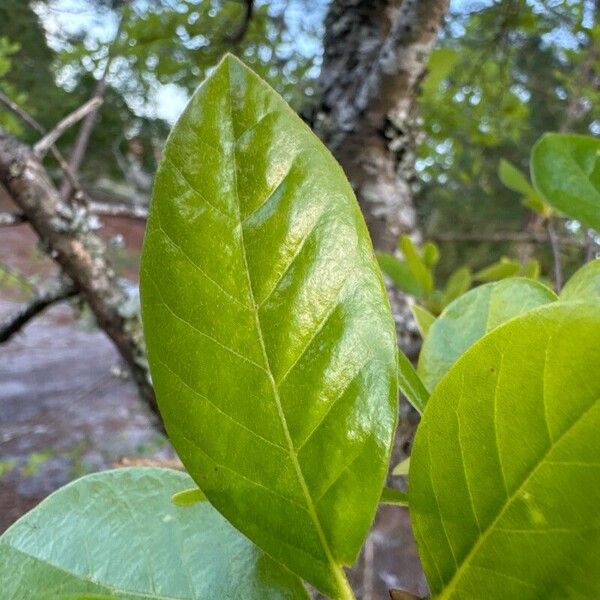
140;55;397;598
411;304;435;337
560;258;600;302
410;302;600;598
418;279;556;392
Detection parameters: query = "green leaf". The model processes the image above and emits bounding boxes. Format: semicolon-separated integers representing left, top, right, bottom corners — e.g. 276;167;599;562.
171;486;207;506
380;487;409;507
498;159;547;215
560;258;600;302
410;302;600;599
140;54;398;598
400;236;434;297
474;257;521;282
398;351;429;415
392;457;410;477
418;279;556;392
442;267;472;306
531;133;600;231
411;304;435;337
422;242;440;269
378;253;422;297
0;468;309;599
518;258;540;280
498;159;535;196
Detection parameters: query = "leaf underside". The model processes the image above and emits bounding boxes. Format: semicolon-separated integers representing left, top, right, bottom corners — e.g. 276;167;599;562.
417;278;556;393
0;468;308;599
140;55;398;596
410;302;600;599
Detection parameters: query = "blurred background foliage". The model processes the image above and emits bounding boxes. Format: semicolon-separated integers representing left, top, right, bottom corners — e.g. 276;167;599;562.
0;0;598;280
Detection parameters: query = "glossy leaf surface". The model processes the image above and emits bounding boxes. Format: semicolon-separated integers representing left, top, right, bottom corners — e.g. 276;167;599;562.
531;133;600;230
140;55;398;597
0;468;308;599
417;278;556;392
410;302;600;598
560;258;600;302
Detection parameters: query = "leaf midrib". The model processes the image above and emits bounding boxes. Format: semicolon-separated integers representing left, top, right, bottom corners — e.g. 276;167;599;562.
437;395;600;598
224;63;349;597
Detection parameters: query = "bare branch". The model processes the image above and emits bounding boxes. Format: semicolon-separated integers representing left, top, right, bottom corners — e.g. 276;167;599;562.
430;231;586;248
60;9;128;201
89;200;148;220
34;97;103;159
0;211;26;226
0;90;44;134
0;131;161;428
0;91;92;205
0;282;77;343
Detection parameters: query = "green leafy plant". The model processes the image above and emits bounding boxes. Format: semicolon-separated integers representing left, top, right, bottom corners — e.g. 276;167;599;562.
1;57;598;600
378;234;541;319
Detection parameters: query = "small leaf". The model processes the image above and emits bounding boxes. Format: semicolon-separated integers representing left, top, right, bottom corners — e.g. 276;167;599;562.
171;487;207;506
560;258;600;302
392;457;410;477
499;159;534;196
400;236;434;297
380;487;409;507
418;279;556;392
518;258;540;280
140;54;397;597
0;468;309;599
442;266;472;306
498;159;547;215
422;242;440;269
410;304;435;337
531;133;600;231
378;253;423;297
398;351;429;414
410;303;600;598
474;257;520;282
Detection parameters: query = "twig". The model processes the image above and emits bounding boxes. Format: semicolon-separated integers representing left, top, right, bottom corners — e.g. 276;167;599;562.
60;8;128;201
0;211;26;226
546;220;563;291
89;200;148;220
0;282;78;343
34;98;103;159
0;91;90;204
430;231;586;248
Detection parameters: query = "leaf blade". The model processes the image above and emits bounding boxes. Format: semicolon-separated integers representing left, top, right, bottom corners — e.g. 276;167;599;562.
560;258;600;302
140;55;398;596
531;133;600;230
417;278;556;392
410;302;600;599
0;468;308;599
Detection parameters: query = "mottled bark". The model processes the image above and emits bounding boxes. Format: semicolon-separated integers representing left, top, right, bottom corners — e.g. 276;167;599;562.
314;0;449;251
0;131;161;429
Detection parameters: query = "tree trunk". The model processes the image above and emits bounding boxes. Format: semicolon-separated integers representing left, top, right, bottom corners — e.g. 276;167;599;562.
314;0;450;252
0;131;162;430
